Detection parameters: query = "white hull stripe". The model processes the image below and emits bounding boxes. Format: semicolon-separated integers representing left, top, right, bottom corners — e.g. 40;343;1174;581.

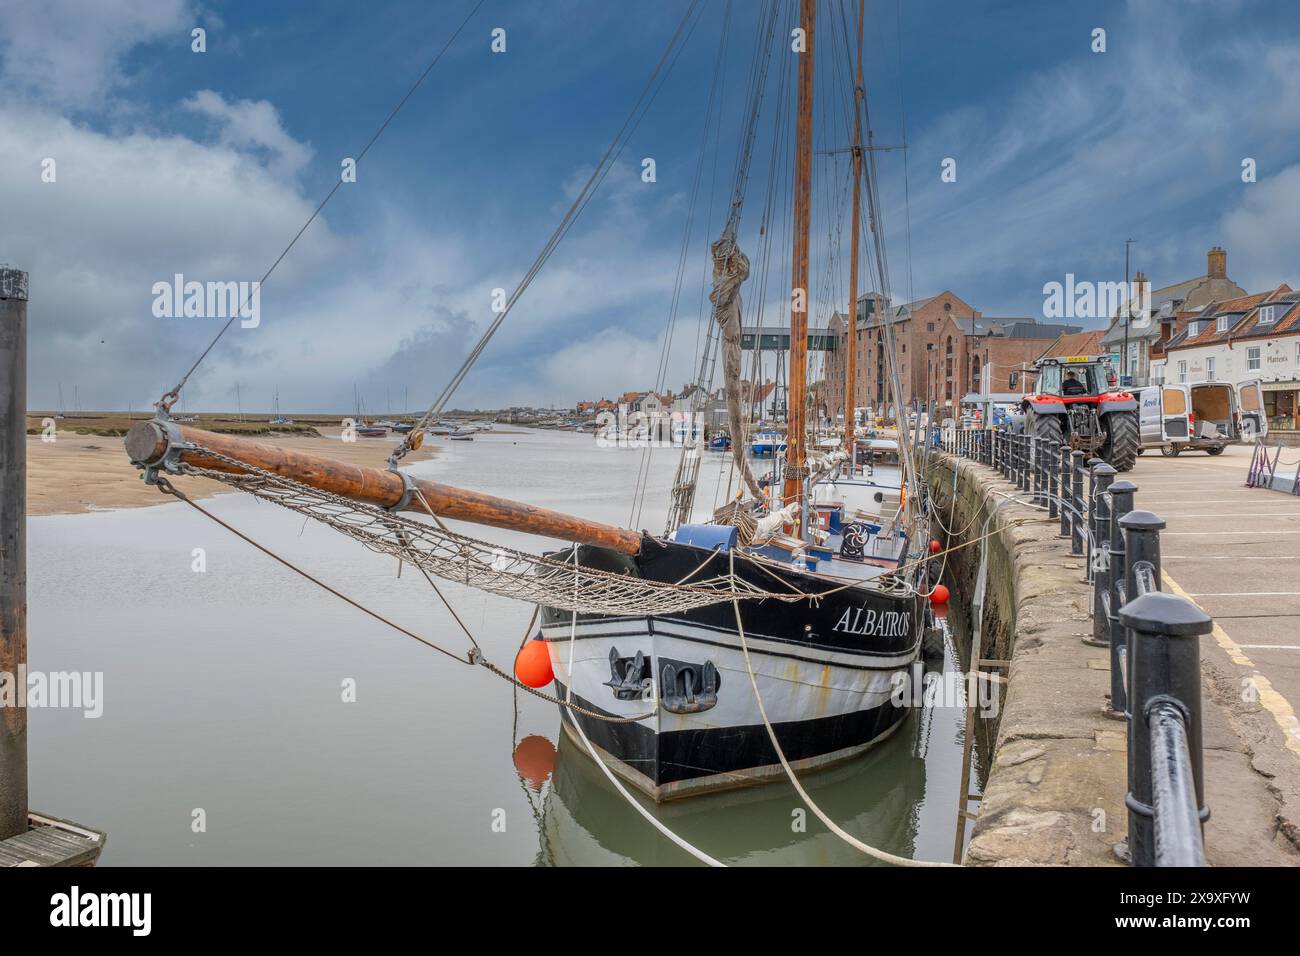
540;617;918;671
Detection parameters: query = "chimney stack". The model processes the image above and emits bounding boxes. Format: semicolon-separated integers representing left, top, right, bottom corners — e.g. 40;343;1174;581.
1207;246;1227;279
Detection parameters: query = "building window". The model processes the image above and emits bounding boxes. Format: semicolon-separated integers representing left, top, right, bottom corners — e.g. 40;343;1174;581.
1206;356;1215;380
946;335;953;355
1186;320;1201;337
1247;346;1261;371
926;322;934;332
1177;360;1187;383
1216;315;1228;333
1259;305;1277;325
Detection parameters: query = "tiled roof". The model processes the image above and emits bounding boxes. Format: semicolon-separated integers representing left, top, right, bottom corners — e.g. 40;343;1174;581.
1040;330;1105;358
1167;284;1299;350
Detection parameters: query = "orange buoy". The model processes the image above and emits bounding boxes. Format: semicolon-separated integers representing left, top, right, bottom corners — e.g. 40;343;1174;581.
513;734;557;791
929;584;950;605
929;539;942;554
514;638;554;688
931;602;949;621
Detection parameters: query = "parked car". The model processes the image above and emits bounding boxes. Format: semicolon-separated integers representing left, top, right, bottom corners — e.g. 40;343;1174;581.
1135;380;1268;456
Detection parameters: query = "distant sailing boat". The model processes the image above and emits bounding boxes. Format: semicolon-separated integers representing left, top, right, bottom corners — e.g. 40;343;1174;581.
353;385;387;437
270;386;294;426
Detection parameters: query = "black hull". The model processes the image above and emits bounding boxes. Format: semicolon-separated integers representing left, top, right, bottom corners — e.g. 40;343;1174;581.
539;537;923;799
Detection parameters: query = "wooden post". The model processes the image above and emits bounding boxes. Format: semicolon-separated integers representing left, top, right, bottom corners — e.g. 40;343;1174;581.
124;421;646;556
783;0;815;510
0;267;28;841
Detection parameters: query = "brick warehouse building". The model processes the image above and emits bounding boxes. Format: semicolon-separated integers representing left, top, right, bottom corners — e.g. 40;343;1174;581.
824;291;1080;419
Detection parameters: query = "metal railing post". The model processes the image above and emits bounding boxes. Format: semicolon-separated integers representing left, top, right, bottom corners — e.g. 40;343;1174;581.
1089;464;1116;639
1047;440;1060;519
1104;479;1137;719
1069;451;1085;555
1058;441;1071;537
1085;458;1104;580
1120;591;1211;867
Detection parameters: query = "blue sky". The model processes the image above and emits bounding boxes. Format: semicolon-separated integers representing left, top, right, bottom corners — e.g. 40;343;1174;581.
3;0;1299;412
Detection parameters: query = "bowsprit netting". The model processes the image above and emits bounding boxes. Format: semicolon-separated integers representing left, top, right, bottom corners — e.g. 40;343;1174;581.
176;446;804;616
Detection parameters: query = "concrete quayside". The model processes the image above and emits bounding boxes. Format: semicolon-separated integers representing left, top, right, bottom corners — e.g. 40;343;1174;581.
926;433;1300;866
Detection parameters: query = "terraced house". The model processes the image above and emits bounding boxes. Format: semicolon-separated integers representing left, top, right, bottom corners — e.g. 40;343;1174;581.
1150;283;1300;438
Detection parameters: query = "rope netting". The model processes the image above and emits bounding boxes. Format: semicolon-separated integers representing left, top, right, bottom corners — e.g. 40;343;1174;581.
176;446;806;616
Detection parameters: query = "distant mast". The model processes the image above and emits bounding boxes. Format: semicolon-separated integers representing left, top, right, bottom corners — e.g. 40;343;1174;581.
843;0;864;461
782;0;815;514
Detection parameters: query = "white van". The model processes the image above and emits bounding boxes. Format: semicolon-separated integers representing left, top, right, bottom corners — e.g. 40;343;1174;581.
1136;380;1268;456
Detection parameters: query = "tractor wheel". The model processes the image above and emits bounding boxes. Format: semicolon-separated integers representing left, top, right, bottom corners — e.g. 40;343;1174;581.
1102;412;1138;472
1161;443;1180;457
1031;411;1063;448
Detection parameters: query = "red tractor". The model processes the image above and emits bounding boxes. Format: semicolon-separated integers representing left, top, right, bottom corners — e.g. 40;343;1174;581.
1019;355;1139;472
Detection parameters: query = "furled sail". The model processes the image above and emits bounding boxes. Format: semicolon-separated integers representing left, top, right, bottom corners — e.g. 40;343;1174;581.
710;234;764;500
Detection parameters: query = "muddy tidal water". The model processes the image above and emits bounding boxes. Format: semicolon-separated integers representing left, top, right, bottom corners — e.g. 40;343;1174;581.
28;428;980;865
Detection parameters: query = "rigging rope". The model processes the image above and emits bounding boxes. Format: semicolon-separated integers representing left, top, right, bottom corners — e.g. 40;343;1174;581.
393;0;707;467
156;0;488;413
153;474;655;723
169;444;813;615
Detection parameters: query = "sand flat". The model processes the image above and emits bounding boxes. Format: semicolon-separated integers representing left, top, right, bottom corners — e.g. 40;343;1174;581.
26;426;436;516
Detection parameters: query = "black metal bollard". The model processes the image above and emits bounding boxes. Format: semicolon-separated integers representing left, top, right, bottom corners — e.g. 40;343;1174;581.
1069;451;1086;555
1089;464;1116;635
1103;480;1137;719
1120;591;1211;867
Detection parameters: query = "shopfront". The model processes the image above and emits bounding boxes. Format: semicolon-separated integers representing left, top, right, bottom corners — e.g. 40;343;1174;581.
1264;380;1299;431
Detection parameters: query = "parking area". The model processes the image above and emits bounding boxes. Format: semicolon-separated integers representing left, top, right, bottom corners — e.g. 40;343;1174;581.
1130;443;1300;762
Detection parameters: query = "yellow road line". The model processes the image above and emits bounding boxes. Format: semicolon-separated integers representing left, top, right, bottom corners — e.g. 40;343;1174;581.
1163;570;1300;757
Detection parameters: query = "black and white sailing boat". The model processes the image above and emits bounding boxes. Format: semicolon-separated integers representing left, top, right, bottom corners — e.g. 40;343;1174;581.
125;0;930;812
535;0;928;801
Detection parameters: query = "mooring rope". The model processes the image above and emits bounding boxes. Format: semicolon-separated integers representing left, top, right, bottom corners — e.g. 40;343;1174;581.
728;549;957;867
560;579;725;867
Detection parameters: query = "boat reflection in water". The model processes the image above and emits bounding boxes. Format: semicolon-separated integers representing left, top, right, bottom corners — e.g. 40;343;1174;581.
529;709;928;866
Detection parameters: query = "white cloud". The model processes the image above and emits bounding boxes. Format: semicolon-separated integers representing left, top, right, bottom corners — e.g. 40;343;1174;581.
1220;163;1300;292
0;0;192;108
182;90;313;179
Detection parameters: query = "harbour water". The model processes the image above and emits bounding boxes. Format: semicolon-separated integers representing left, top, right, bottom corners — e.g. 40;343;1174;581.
27;427;978;865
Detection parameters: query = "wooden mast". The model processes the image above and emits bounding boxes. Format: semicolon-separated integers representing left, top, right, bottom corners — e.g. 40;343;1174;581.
124;421;645;556
843;0;864;466
782;0;815;511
